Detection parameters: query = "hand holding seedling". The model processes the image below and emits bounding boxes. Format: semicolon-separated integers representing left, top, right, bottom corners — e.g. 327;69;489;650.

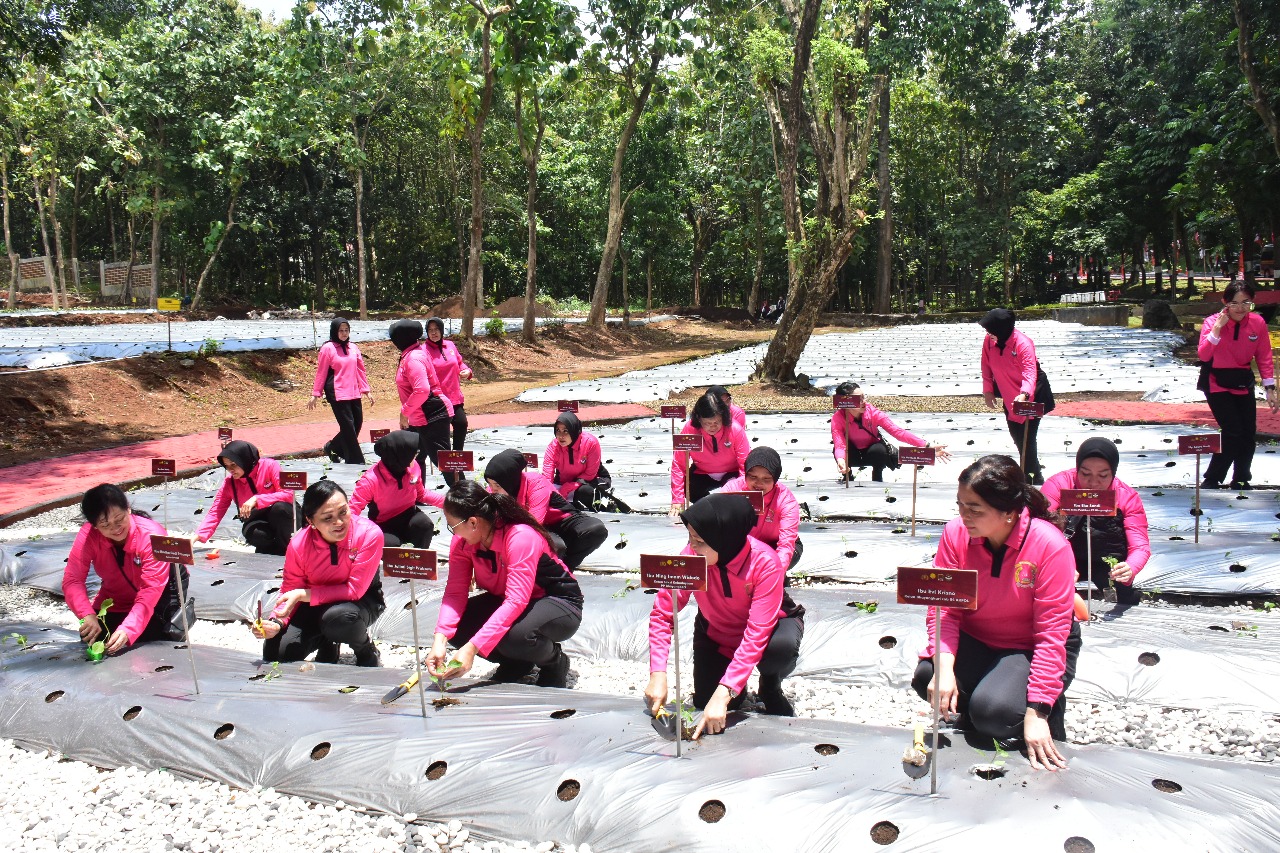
78;598;115;643
104;629;130;655
692;686;730;739
1024;708;1068;771
1102;556;1132;585
426;634;476;679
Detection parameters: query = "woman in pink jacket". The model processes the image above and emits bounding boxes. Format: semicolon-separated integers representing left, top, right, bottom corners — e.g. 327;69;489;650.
309;317;374;465
424;317;474;486
63;484;185;655
349;430;444;549
830;381;950;482
979;309;1055;485
646;493;805;734
426;480;582;688
1041;437;1150;607
251;480;386;666
195;440;299;556
913;454;1079;771
390;319;453;481
543;411;611;510
670;390;751;515
1197;281;1279;489
485;449;608;571
717;446;802;571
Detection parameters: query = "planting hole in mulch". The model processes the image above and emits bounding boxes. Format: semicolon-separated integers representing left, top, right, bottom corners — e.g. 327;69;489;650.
814;744;840;756
310;742;331;760
403;600;420;610
1164;461;1176;468
698;800;726;823
818;495;829;501
154;665;174;673
1169;536;1184;541
1138;652;1161;666
879;636;897;649
432;698;461;709
644;589;658;595
213;724;235;740
45;691;64;703
615;541;627;550
210;579;224;586
248;673;266;681
885;496;897;503
1230;564;1247;573
1064;837;1095;853
550;709;577;719
845;550;858;558
398;578;410;584
123;706;142;721
870;821;899;845
972;764;1006;780
1208;625;1228;632
173;645;187;650
557;779;581;802
1152;778;1182;793
338;686;359;694
425;761;447;781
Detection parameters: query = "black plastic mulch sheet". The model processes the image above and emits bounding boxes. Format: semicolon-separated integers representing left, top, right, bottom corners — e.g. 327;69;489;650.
2;622;1279;852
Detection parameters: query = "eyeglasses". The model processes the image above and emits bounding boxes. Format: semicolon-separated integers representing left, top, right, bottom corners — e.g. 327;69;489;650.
447;517;467;534
1227;300;1254;309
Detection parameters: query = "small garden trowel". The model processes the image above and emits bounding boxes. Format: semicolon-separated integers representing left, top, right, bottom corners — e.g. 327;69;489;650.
381;672;419;705
650;704;679;741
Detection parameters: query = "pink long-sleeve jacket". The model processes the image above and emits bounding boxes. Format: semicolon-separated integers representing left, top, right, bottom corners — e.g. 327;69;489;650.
719;475;800;570
395;344;454;426
491;469;571;527
981;329;1040;424
728;402;747;430
1197;311;1276;395
542;432;603;499
196;458;295;541
435;523;576;656
830;403;926;458
349;462;445;523
670;421;751;504
423;338;471;407
63;513;171;644
648;537;785;695
922;511;1075;706
272;513;384;627
312;341;371;400
1040;470;1151;576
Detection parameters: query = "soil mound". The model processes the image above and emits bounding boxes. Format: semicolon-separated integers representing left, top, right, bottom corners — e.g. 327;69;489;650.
426;295;554;319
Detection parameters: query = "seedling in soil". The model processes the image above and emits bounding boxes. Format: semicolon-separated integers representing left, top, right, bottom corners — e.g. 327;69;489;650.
851;600;879;614
432;660;463;708
2;633;28;648
84;599;114;661
262;661;282;682
1256;602;1277;613
1101;556;1118;591
612;579;640;599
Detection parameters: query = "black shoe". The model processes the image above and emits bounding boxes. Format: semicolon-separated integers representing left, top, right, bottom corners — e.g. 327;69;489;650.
324;441;342;463
871;470;884;483
353;639;380;667
491;661;535;683
314;640;340;664
536;645;571;688
1201;479;1225;490
757;677;794;716
1231;480;1254;491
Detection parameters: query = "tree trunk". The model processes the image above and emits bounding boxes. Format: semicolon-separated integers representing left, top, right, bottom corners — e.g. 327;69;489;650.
691;213;704;307
621;250;630;326
747;191;764;317
191;194;237;311
125;215;137;306
48;174;70;303
31;174;58;310
70;166;80;264
461;9;504;341
516;87;546;345
354;165;368;319
150;182;161;308
2;155;16;309
646;255;654;312
587;50;663;328
874;71;892;313
1233;0;1280;160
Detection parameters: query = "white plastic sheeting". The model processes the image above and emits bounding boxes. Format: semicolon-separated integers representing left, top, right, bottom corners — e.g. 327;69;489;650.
3;622;1280;852
516;321;1212;403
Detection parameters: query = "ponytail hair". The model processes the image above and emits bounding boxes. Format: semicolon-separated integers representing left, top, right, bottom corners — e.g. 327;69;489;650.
957;454;1055;523
444;479;557;551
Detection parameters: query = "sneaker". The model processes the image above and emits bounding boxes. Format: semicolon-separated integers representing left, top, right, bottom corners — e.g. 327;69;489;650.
535;645;571;688
757;677;795;716
491;661;535;683
1201;479;1225;490
353;640;381;668
314;640;340;664
323;441;342;463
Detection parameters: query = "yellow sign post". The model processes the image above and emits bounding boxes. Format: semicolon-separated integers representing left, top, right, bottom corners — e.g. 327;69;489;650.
157;298;180;350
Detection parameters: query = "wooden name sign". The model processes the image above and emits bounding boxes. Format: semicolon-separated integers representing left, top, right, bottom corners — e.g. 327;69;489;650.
898;446;937;466
1011;400;1045;418
1057;488;1117;516
151;458;177;477
833;394;864;410
720;490;764;516
382;548;438;581
369;428;391;442
640;554;708;591
660;404;688;420
217;427;233;443
523;452;539;469
1178;434;1222;455
672;434;704;452
438;450;474;472
557;400;579;413
280;471;308;490
897;567;979;610
150;535;195;566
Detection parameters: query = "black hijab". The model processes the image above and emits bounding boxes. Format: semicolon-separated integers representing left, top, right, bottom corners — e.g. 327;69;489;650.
978;308;1016;353
376;430;422;487
681;493;758;596
1075;437;1119;475
329;317;350;355
389;319;423;353
744;446;782;482
217;440;259;476
484;449;528;500
555;410;583;449
425;317;447;353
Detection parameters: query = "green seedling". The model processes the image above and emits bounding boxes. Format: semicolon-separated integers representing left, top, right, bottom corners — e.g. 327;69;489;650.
1256;601;1277;613
2;633;29;648
852;600;879;613
992;739;1009;769
433;659;463;696
262;661;282;682
1152;490;1165;497
81;598;115;661
612;579;640;599
1101;556;1119;590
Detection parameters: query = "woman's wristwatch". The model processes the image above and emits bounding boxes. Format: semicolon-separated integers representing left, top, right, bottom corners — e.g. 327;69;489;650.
1027;701;1052;717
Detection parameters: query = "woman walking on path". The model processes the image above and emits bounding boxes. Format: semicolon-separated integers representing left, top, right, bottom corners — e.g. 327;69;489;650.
309;317;374;465
424;317;474;486
390;319;453;481
1197;281;1279;489
979;309;1055;485
195;440;300;556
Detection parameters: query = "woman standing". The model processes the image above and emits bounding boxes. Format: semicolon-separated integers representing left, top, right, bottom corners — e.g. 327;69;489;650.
390;319;453;481
912;455;1079;771
485;449;608;571
309;317;374;465
63;484;185;654
718;446;802;571
195;440;299;556
543;411;611;510
1041;438;1149;607
645;493;804;733
426;480;583;688
1197;282;1279;489
349;430;443;549
830;381;950;482
979;309;1054;485
669;391;751;515
251;481;386;667
424;317;474;486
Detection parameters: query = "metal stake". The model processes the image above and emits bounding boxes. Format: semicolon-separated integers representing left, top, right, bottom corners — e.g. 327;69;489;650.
172;562;200;694
1085;516;1093;622
930;604;941;795
409;577;428;720
673;592;682;759
1194;453;1201;544
911;465;919;536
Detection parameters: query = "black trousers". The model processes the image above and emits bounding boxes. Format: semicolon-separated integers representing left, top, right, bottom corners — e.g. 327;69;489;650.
1070;528;1141;606
326;395;365;464
449;592;582;668
846;441;898;481
547;513;608;570
687;471;734;505
262;579;385;662
562;474;613;511
1005;415;1043;483
443;404;469;486
411;396;452;482
1204;391;1258;485
378;505;435;549
912;623;1081;741
241;502;300;556
691;612;804;710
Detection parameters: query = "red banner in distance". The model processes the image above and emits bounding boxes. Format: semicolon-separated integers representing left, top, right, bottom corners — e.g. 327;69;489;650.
382;548;438;580
280;471;308;491
1178;434;1222;455
672;434;704;452
640;554;708;591
1011;401;1045;418
660;404;688;420
898;446;937;466
557;400;579;413
1058;488;1117;516
150;535;194;566
151;459;176;477
438;450;474;472
897;567;979;610
833;394;864;410
720;490;764;515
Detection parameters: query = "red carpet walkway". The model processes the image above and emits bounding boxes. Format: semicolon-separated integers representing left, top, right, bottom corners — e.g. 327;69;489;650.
1052;399;1280;434
0;404;654;522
